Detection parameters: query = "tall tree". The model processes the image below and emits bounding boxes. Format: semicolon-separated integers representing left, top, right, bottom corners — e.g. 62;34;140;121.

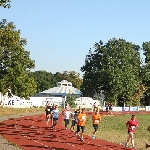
81;38;141;106
0;19;37;98
0;0;11;8
141;41;150;105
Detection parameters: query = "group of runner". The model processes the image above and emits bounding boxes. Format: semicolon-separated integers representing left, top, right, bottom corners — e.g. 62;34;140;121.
45;102;101;141
44;102;149;149
45;102;59;131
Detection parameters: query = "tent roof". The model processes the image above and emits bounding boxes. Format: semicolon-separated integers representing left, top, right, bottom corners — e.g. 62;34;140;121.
40;80;82;95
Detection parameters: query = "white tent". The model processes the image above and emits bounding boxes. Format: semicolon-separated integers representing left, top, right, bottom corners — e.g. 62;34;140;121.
39;80;82;97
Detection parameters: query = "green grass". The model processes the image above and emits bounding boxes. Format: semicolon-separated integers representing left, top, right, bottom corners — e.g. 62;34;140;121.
0;106;45;116
85;114;150;149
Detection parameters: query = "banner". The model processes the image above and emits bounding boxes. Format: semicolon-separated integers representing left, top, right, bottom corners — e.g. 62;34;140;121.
130;107;138;111
123;107;130;111
112;107;122;111
146;106;150;111
138;106;145;111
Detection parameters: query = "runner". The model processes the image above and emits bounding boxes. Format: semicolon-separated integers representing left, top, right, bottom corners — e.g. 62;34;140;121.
63;106;71;129
65;103;71;110
45;101;51;126
74;108;87;141
70;108;78;132
125;115;139;149
92;110;101;139
50;103;55;127
51;105;59;131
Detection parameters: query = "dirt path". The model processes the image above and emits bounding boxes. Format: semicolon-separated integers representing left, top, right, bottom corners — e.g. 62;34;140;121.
0;111;143;150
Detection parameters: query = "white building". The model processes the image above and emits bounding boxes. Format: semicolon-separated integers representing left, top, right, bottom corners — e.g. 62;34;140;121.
36;80;82;97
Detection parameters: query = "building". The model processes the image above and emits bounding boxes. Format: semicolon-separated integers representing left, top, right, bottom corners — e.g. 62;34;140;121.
34;80;82;98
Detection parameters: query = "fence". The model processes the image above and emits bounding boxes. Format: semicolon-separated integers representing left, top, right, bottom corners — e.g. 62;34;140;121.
101;106;150;111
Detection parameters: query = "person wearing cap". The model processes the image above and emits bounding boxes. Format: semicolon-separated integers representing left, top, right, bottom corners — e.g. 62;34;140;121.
125;115;139;149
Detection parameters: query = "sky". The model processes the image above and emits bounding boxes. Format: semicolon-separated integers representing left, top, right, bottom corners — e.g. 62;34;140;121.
0;0;150;77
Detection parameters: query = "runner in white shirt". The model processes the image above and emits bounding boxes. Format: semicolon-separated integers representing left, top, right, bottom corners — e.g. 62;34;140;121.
63;106;71;129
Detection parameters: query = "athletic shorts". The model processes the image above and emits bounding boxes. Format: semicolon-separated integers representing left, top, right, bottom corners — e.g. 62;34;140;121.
77;125;85;133
128;131;135;134
64;119;69;125
71;120;76;126
53;118;58;121
93;124;98;132
46;113;51;116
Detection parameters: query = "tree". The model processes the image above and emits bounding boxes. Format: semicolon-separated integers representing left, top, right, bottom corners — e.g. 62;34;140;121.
0;19;37;98
141;41;150;105
29;71;56;92
81;38;141;106
0;0;11;8
66;94;77;108
54;71;82;89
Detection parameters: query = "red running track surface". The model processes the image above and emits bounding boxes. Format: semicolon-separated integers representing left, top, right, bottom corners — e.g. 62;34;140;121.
0;111;149;150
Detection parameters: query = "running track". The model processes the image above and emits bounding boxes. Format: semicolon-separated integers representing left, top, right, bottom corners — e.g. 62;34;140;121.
0;111;149;150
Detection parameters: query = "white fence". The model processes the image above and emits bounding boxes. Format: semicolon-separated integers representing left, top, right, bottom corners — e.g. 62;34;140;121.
1;96;64;108
1;94;150;111
101;106;148;111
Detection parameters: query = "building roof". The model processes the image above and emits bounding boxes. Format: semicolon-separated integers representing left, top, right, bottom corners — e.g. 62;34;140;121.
40;80;82;95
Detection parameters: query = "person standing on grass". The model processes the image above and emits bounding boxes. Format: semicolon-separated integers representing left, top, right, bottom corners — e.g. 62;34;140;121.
70;108;78;132
125;115;139;149
93;102;97;112
92;110;101;139
63;106;71;129
45;101;51;126
74;108;87;141
105;103;109;112
107;102;113;115
51;105;59;131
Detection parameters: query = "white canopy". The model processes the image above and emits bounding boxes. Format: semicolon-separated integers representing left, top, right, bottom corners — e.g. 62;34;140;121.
40;80;81;95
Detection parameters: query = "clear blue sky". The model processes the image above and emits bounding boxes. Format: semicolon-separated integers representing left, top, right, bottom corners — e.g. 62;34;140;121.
0;0;150;77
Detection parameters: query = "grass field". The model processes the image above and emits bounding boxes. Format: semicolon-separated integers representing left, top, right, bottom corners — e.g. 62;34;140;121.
1;107;150;149
0;106;45;116
85;114;150;149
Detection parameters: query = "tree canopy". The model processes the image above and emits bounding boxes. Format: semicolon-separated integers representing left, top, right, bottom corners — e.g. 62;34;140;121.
0;19;37;98
29;70;83;93
0;0;11;8
81;38;147;106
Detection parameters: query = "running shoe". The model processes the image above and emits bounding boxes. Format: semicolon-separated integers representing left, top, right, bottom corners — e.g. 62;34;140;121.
146;143;149;148
125;143;128;147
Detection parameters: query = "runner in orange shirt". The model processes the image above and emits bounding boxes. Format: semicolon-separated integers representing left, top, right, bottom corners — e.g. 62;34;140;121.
92;110;101;139
74;108;87;141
